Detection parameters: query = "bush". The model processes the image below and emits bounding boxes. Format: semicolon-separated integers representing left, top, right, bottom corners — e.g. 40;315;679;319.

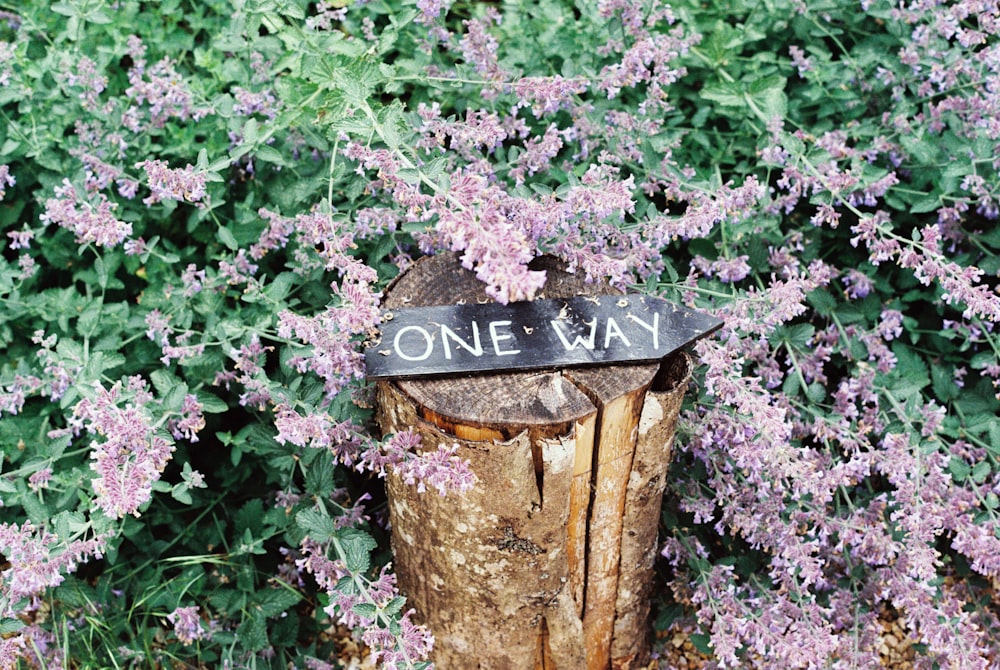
0;0;998;668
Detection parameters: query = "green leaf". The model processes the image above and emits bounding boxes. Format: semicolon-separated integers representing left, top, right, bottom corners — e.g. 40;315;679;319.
237;613;269;652
218;226;239;251
254;144;285;165
94;255;108;289
805;382;826;403
972;461;991;485
170;484;193;505
77;302;102;337
351;602;378;619
988;420;1000;455
689;633;713;655
337;527;377;574
264;272;295;303
198;393;230;414
777;323;814;348
382;595;406;618
986;492;1000;510
150;369;177;397
931;364;960;402
0;618;25;635
255;586;302;618
163;380;190;412
243;118;259;145
747;75;787;120
700;82;744;108
949;457;971;482
296;508;336;543
909;195;941;214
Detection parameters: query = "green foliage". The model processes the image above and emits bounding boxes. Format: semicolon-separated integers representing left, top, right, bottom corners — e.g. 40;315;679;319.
1;0;999;667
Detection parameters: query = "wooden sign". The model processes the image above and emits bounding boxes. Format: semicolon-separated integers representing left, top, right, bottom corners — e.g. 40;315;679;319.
364;294;722;380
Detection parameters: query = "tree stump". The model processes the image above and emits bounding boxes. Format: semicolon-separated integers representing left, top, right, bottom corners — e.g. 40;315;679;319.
375;253;693;670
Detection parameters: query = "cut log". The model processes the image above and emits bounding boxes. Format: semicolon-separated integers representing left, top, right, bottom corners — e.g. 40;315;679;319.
375;253;693;669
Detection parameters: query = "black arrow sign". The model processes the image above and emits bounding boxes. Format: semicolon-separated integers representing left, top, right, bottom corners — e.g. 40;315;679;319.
364;295;723;381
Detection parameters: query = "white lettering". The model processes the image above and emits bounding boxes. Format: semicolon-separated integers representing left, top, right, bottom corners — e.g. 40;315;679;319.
627;312;659;350
551;318;597;351
394;325;434;361
488;321;521;356
441;321;483;360
603;317;631;348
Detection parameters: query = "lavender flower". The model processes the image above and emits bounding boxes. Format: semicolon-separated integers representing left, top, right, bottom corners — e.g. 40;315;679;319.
0;164;14;200
0;636;26;670
124;42;210;130
841;268;874;299
509;124;564;184
181;263;208;296
296;541;434;669
363;432;477;495
414;0;452;25
39;180;132;247
0;41;14;87
6;225;31;249
166;606;210;645
27;467;52;492
168;394;206;442
458;10;508;82
512;75;589;116
788;45;813;77
0;521;105;606
74;382;175;518
136;159;207;206
305;2;348;31
63;55;107;111
692;255;752;283
232;86;281;119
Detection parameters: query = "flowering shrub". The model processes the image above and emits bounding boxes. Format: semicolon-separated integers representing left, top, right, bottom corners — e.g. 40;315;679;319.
0;0;998;668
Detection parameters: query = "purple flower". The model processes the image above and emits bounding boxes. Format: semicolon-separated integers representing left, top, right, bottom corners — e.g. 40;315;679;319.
417;105;509;158
39;180;132;248
63;55;107;111
124;46;210;130
273;404;362;465
363;432;477;495
27;468;52;492
136;159;207;206
232;86;281;119
181;263;208;296
144;309;171;344
74;382;175;518
509;124;564;184
0;521;105;606
305;2;348;31
0;164;14;200
123;237;147;256
0;41;15;87
296;540;434;668
458;10;508;81
6;225;32;249
414;0;452;25
692;255;752;283
841;268;874;299
168;394;206;442
166;606;209;645
788;45;813;77
513;75;589;116
218;249;259;285
0;635;27;669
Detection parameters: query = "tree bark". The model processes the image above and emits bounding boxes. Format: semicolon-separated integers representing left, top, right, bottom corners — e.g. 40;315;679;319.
375;253;692;669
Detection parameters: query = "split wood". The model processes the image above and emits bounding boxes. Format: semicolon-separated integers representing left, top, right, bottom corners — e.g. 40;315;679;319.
376;253;693;670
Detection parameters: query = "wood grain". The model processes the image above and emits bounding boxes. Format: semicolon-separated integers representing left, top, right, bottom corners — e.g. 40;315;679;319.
376;253;691;669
